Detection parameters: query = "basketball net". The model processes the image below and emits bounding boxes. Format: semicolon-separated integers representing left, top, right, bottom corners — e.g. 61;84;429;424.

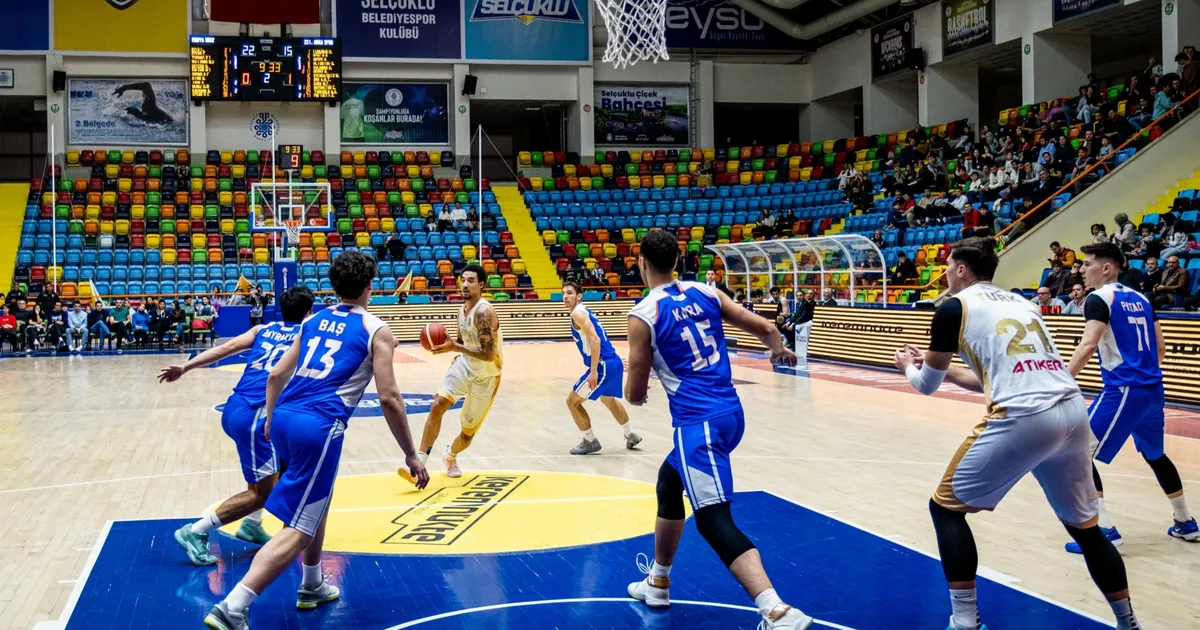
282;220;304;260
596;0;669;69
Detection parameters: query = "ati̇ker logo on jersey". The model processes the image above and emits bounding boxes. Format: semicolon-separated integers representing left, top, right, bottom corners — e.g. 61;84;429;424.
106;0;140;9
470;0;584;25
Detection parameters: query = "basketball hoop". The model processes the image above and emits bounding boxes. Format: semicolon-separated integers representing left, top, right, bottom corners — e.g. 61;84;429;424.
595;0;669;69
282;220;304;257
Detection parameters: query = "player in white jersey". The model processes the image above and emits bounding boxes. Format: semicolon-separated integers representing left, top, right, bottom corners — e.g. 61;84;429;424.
561;280;640;455
893;238;1139;630
160;286;315;566
203;252;429;630
400;263;502;482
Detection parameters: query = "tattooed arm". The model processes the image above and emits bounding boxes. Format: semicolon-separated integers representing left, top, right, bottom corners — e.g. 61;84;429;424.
436;303;498;362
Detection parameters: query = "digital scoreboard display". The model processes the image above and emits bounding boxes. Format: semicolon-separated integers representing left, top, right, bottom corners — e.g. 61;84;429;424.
189;35;341;102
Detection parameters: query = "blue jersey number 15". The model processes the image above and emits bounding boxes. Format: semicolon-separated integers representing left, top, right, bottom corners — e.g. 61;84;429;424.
681;320;720;371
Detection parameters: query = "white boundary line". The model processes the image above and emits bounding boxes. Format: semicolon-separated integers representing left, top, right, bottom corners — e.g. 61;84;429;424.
381;597;855;630
759;490;1116;628
55;520;114;629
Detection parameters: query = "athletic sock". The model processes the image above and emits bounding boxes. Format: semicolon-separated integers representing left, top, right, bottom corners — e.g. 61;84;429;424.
582;429;596;441
754;588;783;617
1169;495;1193;522
1097;498;1115;529
1110;597;1140;629
302;562;323;589
949;588;980;630
191;511;223;535
650;561;671;579
621;422;633;438
225;582;258;614
244;510;263;525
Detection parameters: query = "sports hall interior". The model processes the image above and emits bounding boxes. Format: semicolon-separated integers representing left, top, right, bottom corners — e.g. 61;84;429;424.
1;0;1200;628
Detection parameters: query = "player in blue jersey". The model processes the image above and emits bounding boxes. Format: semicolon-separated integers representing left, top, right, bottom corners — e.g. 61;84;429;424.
203;252;429;630
624;229;813;630
1064;242;1197;553
561;280;641;455
159;285;315;565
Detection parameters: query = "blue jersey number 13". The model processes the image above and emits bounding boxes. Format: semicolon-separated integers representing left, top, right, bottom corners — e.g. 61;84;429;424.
296;337;342;380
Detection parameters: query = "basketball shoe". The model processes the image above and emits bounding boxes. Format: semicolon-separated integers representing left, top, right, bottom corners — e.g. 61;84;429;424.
296;579;340;610
1169;518;1200;541
759;605;814;629
625;432;643;450
627;553;670;608
204;602;248;630
174;524;217;566
443;445;462;478
1065;526;1123;554
570;438;602;455
235;520;271;545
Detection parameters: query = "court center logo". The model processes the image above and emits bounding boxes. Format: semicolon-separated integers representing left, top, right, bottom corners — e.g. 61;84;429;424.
470;0;584;25
213;393;462;417
384;474;528;545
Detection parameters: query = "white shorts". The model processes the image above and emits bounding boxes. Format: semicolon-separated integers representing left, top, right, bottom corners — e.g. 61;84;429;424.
436;356;502;436
934;395;1098;526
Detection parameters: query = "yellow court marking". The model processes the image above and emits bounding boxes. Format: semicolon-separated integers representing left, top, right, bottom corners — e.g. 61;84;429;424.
219;471;678;555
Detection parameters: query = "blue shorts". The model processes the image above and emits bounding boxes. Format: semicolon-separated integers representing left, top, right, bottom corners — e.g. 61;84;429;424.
666;410;745;511
1089;384;1166;464
573;357;624;401
264;406;346;537
221;393;277;484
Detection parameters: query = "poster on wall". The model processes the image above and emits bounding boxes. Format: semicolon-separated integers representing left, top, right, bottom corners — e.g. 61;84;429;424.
55;0;188;54
942;0;993;58
664;0;806;50
594;86;689;146
67;79;189;146
0;0;49;51
871;14;914;80
464;0;590;62
341;83;450;144
333;0;460;59
1053;0;1121;24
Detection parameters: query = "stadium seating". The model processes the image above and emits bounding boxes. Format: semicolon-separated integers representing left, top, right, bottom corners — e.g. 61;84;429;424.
14;148;539;302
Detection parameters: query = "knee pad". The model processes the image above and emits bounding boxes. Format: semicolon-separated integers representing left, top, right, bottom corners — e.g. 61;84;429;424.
693;502;755;567
656;461;686;521
1065;524;1128;594
1144;454;1183;495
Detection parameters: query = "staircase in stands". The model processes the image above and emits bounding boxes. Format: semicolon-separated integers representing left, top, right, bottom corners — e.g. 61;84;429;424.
493;184;559;299
1136;169;1200;222
0;183;30;291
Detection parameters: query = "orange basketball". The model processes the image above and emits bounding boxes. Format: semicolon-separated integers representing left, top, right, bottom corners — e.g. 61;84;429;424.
420;323;447;351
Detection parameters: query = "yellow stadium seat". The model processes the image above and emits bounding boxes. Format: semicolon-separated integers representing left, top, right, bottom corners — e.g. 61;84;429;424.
340;165;354;179
130;205;145;220
738;171;752;185
512;259;527;275
518;151;531;166
190;233;204;249
313;232;327;248
531;177;543;191
603;243;617;258
543;230;556;245
300;165;314;179
430;152;442;166
462;245;477;261
220;219;235;234
628;176;641;189
115;220;130;236
418;203;433;217
600;164;613;178
219;191;233;206
161;249;177;265
579;177;593;190
355;232;370;247
406;165;419;178
380;218;395;232
254;248;270;264
622;228;636;243
629;151;642;163
121;150;134;164
353;151;366;165
652;175;665;188
564;164;576;177
401;191;416;205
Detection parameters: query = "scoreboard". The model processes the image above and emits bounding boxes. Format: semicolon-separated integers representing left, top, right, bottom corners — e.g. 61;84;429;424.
189;35;341;102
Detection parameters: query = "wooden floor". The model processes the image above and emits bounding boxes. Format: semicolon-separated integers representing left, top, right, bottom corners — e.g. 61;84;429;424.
1;342;1198;629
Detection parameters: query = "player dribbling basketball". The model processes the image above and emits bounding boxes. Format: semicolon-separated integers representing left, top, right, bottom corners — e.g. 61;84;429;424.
400;263;503;481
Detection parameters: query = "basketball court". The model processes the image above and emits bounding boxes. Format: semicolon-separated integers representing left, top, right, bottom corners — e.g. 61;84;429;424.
3;341;1199;629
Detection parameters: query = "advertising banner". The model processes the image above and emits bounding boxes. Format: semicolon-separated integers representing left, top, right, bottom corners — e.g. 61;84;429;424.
942;0;993;58
0;0;49;51
55;0;189;54
1053;0;1121;24
67;79;190;146
594;85;690;146
341;82;450;144
464;0;590;62
334;0;461;59
664;0;806;50
871;13;914;80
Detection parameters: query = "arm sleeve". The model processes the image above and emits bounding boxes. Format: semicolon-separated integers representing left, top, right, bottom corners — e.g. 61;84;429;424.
928;298;963;353
1084;293;1110;323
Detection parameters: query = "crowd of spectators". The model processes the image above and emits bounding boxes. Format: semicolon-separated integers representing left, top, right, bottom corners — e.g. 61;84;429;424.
0;282;273;354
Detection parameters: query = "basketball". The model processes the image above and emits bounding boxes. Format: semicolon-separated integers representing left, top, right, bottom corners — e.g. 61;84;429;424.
420;322;448;351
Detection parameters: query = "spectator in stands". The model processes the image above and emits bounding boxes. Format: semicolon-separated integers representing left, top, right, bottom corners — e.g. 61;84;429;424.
46;302;66;351
437;205;453;231
1067;259;1086;289
870;228;885;248
37;286;58;316
1138;256;1163;294
1061;283;1088;315
451;204;468;230
1070;147;1098;194
1097;136;1114;160
837;163;858;190
891;252;918;285
1076;85;1100;124
467;208;479;232
705;269;733;297
820;289;837;306
1177;52;1199;95
106;298;130;351
6;282;25;312
0;305;16;352
170;300;189;348
754;208;776;239
424;215;437;232
1043;259;1071;297
1161;223;1190;259
1111;213;1137;251
1154;82;1178;118
208;285;226;309
779;289;814;351
12;300;38;352
1129;223;1159;257
131;304;151;347
964;171;986;204
1127;97;1154;130
1145;56;1163;84
1099;109;1134;144
87;301;110;350
1049;241;1077;267
147;301;169;349
1151;255;1189;309
1090;223;1109;244
65;302;88;353
1032;286;1066;313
